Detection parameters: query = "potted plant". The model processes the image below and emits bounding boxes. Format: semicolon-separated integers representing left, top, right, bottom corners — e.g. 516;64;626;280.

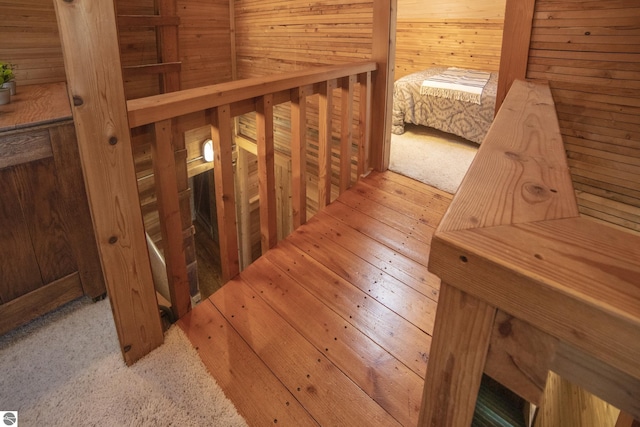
0;62;15;105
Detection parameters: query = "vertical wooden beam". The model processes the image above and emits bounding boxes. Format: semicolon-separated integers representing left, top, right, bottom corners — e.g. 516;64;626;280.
370;0;397;171
172;122;196;302
340;75;355;193
53;0;163;365
418;284;496;426
291;86;308;228
256;94;277;253
275;158;293;241
235;146;252;269
211;105;240;282
318;79;336;209
152;119;191;318
495;0;535;114
357;71;372;179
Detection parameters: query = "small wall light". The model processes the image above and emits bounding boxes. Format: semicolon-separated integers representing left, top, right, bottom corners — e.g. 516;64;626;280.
203;139;214;162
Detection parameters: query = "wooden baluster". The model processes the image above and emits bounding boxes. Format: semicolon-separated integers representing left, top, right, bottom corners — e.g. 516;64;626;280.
318;79;336;209
210;105;240;282
235;146;252;270
291;85;309;229
358;72;372;179
257;94;277;253
340;75;356;193
152;119;191;318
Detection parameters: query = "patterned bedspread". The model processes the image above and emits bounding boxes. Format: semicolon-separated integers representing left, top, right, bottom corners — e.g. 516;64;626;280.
392;67;498;144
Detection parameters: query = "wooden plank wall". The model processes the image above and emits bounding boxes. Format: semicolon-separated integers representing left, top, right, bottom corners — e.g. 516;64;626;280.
395;0;506;80
177;0;234;89
0;0;66;85
234;0;373;78
527;0;640;233
116;0;159;99
1;0;233;92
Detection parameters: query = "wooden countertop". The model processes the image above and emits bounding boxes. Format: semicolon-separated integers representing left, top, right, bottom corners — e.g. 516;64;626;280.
0;82;72;132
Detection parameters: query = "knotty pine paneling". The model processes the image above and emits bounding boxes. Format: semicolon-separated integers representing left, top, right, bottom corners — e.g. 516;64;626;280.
528;0;640;233
395;0;505;79
397;0;505;20
395;19;504;79
178;0;233;89
234;0;373;78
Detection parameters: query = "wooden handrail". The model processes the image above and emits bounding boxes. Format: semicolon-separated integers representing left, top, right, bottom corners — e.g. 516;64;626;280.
127;61;377;128
128;61;376;317
419;80;640;425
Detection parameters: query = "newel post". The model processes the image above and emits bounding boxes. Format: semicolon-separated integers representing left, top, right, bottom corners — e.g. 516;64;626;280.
53;0;163;364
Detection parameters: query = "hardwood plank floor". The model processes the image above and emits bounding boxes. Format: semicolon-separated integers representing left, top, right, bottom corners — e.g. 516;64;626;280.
179;171;452;426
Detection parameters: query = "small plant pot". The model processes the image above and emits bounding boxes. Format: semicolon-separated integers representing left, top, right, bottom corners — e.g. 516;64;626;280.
0;87;10;105
1;81;16;95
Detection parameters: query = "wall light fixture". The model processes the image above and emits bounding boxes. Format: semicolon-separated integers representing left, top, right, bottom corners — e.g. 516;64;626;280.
203;139;214;162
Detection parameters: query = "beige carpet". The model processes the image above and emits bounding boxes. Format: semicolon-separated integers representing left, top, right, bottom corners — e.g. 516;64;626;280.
0;297;247;427
390;124;478;194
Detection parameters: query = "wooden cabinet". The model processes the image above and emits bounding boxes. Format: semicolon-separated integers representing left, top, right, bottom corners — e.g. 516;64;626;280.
0;83;105;335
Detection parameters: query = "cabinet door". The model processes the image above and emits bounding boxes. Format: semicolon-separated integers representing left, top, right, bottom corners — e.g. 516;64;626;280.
13;156;78;285
0;167;44;302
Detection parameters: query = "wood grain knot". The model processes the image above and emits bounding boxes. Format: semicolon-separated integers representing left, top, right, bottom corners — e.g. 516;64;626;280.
522;182;551;204
72;95;83;106
504;151;521;161
498;319;512;337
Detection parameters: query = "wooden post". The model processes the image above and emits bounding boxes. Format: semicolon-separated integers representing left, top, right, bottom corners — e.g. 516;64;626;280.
318;79;336;209
152;120;191;318
418;284;496;426
340;75;355;193
211;105;240;282
370;0;396;171
53;0;163;365
291;86;308;228
495;0;535;113
257;94;277;253
358;72;372;178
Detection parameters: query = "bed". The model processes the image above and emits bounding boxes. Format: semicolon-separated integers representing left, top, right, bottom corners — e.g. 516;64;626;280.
392;67;498;144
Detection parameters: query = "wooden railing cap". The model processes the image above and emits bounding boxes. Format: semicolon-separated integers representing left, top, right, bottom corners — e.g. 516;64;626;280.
127;61;377;128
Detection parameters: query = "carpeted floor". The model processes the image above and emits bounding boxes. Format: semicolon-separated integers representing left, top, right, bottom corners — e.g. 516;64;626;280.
389;124;478;194
0;297;247;427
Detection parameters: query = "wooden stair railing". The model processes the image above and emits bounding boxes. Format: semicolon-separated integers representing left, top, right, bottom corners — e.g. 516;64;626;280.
419;79;640;426
127;61;377;309
116;0;198;319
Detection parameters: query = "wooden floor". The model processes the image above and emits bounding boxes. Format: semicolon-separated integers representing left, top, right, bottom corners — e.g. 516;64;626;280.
178;171;452;426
